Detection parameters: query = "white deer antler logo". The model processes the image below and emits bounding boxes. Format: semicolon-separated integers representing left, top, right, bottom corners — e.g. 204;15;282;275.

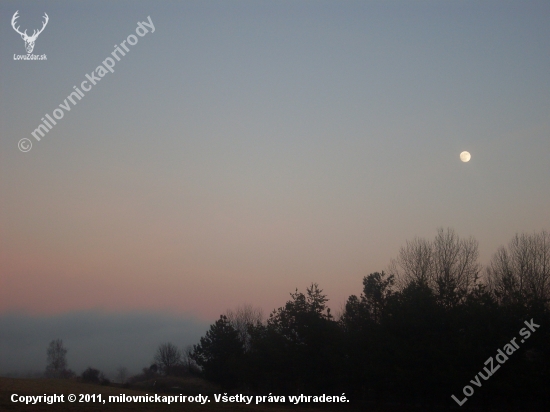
11;10;49;54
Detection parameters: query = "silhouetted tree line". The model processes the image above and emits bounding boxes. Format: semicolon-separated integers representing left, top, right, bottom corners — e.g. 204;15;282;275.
128;343;201;384
189;229;550;410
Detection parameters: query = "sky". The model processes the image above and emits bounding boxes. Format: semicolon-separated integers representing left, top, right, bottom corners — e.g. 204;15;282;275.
1;0;549;374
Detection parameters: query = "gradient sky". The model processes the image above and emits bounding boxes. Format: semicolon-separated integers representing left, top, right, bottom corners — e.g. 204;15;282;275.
1;0;549;324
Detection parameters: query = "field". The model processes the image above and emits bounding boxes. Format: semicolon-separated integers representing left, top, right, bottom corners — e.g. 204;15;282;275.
0;377;336;412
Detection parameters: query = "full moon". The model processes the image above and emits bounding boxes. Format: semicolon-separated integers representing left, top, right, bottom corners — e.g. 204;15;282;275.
460;151;471;162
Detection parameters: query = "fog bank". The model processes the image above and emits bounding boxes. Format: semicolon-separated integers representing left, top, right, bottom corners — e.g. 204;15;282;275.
0;311;209;378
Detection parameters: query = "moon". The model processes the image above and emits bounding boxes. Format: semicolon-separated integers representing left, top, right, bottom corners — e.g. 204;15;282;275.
460;151;471;162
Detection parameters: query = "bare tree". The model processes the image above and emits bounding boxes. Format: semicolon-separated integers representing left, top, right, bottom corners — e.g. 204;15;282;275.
432;228;481;305
389;237;433;289
225;304;264;351
182;344;194;369
487;230;550;305
116;366;128;384
389;228;481;306
154;342;182;376
45;339;68;378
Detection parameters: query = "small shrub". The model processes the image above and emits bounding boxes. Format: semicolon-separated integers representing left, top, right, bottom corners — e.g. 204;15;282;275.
81;367;100;384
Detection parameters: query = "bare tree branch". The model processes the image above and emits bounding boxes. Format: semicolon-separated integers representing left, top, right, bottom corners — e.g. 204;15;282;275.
154;342;182;376
389;228;480;307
